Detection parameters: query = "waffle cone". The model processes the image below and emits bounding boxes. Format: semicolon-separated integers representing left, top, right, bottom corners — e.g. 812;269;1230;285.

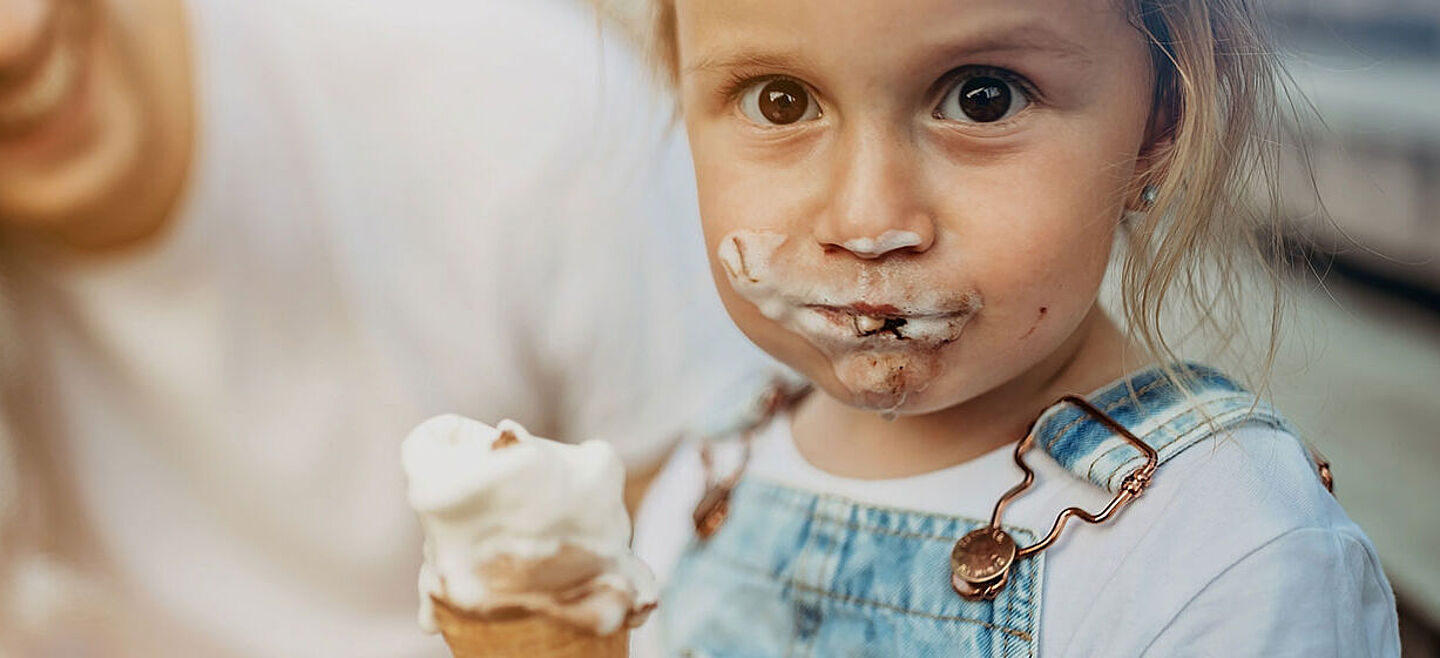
431;599;627;658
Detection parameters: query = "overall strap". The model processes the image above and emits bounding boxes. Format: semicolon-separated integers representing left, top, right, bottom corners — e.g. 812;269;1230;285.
1034;363;1292;493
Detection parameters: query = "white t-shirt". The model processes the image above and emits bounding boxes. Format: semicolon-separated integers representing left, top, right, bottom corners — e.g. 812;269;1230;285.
635;412;1401;657
0;0;772;655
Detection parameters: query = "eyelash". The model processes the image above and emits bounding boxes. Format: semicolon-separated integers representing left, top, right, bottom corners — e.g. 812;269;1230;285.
718;70;791;105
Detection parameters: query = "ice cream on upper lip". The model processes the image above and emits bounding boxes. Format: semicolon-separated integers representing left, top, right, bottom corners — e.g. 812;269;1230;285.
401;415;657;638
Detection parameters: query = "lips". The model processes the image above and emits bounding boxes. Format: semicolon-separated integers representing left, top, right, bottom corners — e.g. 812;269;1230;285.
801;302;975;346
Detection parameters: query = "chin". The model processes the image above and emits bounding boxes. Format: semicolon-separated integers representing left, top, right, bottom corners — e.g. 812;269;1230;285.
815;349;952;414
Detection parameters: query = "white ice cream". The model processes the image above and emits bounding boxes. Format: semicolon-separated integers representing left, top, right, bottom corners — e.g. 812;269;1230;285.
840;230;925;257
402;414;657;635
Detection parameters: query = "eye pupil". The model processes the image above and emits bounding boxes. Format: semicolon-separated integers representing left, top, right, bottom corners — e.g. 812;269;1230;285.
958;76;1011;123
758;79;810;124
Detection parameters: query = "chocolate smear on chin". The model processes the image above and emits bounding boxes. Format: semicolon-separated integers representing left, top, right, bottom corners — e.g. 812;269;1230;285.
834;350;942;412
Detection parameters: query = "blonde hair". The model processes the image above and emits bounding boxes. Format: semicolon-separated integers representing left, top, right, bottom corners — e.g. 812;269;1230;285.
1122;0;1293;390
641;0;1297;388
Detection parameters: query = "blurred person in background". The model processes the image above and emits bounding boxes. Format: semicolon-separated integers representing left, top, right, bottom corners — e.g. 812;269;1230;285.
0;0;771;654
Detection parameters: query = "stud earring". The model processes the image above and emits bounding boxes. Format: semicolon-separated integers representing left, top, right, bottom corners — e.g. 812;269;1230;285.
1141;185;1159;207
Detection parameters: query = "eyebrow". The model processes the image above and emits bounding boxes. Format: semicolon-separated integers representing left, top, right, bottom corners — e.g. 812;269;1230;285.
683;21;1095;75
684;51;818;75
940;23;1095;64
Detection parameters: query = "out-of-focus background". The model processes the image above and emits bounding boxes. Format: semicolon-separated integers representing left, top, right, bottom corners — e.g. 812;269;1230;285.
1261;0;1440;655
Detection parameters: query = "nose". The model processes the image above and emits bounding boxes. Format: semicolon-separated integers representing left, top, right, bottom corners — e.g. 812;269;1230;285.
0;0;51;80
813;124;936;259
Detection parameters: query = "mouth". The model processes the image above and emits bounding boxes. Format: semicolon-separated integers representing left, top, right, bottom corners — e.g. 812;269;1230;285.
715;229;981;351
801;302;976;345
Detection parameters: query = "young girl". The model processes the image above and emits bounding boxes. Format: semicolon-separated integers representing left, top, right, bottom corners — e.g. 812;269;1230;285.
631;0;1400;656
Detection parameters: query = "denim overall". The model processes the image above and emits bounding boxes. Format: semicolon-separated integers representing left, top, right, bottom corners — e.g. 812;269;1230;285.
661;364;1303;657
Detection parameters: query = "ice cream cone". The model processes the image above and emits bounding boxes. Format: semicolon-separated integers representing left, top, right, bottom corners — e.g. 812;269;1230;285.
431;598;627;658
406;416;653;656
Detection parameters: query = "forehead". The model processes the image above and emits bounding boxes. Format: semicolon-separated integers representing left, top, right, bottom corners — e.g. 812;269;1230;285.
675;0;1133;73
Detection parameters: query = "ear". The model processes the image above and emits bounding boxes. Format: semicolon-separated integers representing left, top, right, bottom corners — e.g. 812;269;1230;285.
1127;65;1181;211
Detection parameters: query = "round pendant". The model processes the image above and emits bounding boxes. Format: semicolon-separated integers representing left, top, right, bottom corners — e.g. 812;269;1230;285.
950;526;1017;587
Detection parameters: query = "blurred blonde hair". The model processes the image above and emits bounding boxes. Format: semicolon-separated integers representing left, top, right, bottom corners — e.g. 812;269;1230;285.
639;0;1298;388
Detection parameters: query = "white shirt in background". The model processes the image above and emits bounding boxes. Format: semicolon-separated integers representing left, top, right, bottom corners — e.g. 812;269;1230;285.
0;0;772;655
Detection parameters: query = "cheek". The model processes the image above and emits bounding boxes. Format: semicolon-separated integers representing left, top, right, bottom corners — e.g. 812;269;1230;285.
924;152;1120;354
689;145;814;358
973;124;1134;243
693;151;818;285
686;111;829;246
691;130;761;246
953;170;1117;294
929;93;1145;255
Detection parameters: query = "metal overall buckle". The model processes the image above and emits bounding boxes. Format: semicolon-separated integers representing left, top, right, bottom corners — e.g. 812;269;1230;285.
693;383;797;539
950;394;1158;601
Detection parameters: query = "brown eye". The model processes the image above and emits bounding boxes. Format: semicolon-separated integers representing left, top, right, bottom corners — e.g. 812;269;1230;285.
935;71;1030;124
739;78;821;126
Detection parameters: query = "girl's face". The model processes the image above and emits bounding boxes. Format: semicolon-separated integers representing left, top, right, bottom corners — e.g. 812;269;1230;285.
676;0;1159;414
